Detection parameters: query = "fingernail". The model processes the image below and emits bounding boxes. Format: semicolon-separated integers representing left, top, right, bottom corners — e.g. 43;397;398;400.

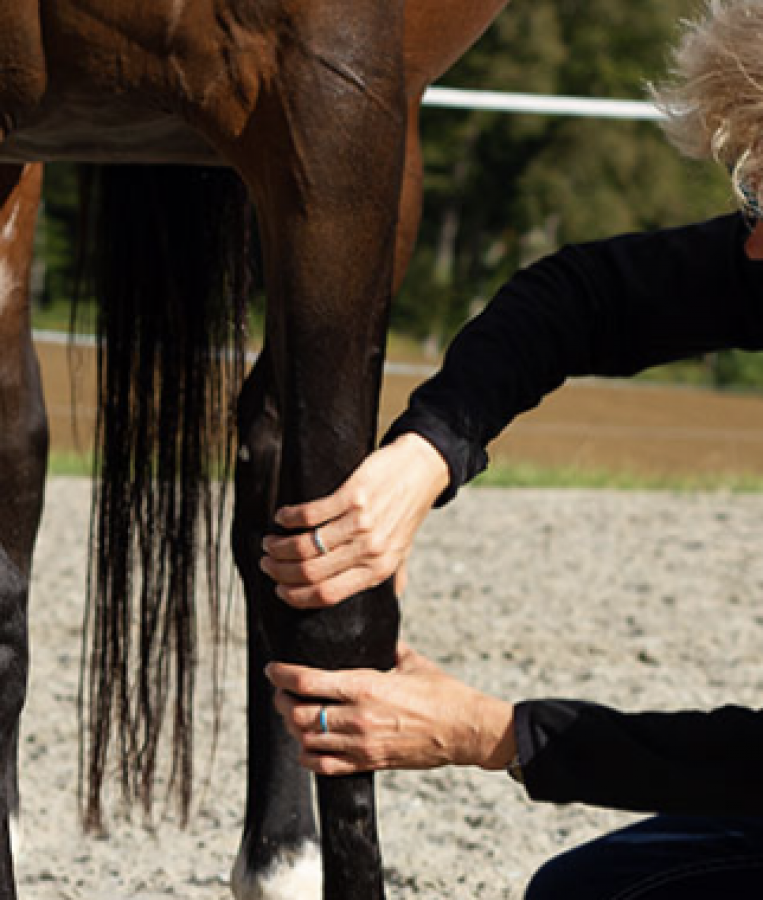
261;537;270;553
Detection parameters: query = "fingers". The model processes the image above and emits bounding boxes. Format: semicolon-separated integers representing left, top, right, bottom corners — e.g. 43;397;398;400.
261;524;397;609
273;570;387;609
266;648;480;775
274;480;357;531
261;535;386;586
263;436;449;607
272;691;365;741
270;687;389;776
269;671;383;776
263;511;360;563
266;661;368;702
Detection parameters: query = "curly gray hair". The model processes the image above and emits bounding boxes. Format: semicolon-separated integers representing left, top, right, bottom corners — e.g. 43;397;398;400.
652;0;763;216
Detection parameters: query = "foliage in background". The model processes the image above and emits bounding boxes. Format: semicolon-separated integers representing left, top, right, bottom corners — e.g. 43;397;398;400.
34;0;762;386
35;164;82;330
393;0;731;345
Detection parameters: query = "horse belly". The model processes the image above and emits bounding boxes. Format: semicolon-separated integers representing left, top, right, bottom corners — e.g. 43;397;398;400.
0;101;220;165
33;0;267;150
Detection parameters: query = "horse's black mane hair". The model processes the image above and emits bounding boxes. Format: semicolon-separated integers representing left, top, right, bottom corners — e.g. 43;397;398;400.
74;164;255;829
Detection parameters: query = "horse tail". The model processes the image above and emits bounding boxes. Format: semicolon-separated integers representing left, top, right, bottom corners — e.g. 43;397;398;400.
74;164;254;830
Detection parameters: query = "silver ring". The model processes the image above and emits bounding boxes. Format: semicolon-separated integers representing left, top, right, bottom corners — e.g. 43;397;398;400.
319;706;329;734
312;527;329;556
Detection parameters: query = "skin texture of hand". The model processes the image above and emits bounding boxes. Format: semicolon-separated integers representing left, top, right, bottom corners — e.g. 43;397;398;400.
260;433;450;608
266;642;516;776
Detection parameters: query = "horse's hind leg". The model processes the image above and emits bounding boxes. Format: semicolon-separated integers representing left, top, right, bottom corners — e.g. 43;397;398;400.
220;4;406;897
231;347;320;899
0;162;47;898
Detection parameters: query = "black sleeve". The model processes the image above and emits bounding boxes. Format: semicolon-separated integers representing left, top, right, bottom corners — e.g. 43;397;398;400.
514;699;763;816
384;213;763;502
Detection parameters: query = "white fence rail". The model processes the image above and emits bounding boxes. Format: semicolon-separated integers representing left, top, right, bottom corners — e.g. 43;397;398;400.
423;86;664;121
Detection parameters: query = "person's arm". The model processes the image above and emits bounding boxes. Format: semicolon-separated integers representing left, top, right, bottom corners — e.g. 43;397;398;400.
267;648;763;816
263;213;763;604
387;212;763;501
515;699;763;816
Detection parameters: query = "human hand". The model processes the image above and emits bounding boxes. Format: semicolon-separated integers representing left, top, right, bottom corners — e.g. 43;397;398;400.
260;433;450;608
266;642;515;776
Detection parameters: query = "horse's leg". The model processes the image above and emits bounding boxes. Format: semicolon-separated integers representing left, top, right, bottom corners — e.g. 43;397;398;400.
394;0;510;285
231;346;320;899
0;162;46;899
223;5;406;898
392;96;426;293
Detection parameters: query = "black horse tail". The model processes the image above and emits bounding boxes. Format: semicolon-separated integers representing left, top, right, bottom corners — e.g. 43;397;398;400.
74;165;254;830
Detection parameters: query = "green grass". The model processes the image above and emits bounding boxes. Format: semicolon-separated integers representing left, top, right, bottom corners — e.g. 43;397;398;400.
48;453;93;476
474;461;763;493
32;298;97;335
48;451;763;493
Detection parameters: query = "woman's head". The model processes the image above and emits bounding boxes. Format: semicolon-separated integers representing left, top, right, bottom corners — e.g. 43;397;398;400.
653;0;763;216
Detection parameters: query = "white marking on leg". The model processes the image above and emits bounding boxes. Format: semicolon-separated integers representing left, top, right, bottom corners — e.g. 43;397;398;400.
231;840;322;900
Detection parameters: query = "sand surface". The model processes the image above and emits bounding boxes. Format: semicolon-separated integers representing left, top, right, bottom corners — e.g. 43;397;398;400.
15;478;763;898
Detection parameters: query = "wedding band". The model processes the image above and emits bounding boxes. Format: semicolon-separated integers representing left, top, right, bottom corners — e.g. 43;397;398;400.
313;527;329;556
319;706;329;734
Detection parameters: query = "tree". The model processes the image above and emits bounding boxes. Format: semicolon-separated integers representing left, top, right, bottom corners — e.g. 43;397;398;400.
393;0;730;348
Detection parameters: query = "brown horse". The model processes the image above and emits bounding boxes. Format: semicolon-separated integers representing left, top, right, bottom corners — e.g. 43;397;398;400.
0;2;506;898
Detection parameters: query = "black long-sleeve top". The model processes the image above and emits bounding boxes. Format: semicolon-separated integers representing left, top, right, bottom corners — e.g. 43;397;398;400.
385;212;763;815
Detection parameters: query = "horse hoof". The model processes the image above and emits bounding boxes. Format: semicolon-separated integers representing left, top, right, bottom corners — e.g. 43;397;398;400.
231;840;321;900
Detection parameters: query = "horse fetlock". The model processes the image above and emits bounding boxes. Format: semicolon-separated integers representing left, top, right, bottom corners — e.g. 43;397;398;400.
0;547;28;725
0;627;27;735
231;839;321;900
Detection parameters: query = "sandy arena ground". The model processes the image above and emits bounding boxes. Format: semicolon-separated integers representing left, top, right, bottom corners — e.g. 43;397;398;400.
14;477;763;898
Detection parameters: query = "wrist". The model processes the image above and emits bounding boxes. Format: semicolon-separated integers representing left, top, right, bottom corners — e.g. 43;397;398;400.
456;693;515;770
392;432;450;499
479;697;516;771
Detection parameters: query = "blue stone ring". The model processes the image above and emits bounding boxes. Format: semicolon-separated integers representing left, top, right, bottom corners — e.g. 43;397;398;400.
319;706;330;734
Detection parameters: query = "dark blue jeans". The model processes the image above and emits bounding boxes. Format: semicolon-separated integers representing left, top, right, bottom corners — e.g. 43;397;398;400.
524;815;763;900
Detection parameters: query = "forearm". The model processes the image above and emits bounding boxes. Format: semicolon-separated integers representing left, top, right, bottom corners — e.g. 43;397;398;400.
515;699;763;815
